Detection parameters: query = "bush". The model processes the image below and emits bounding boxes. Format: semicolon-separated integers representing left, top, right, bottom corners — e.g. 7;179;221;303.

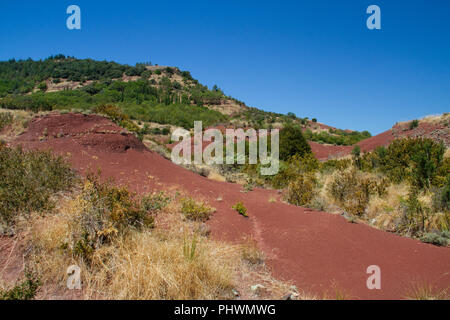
270;153;319;188
361;138;445;188
352;145;361;157
285;174;317;207
0;146;75;230
432;175;450;212
232;201;248;217
38;81;47;92
141;191;170;212
181;197;214;222
71;175;154;260
421;231;450;246
0;271;40;300
92;104;140;135
279;125;311;161
0;112;13;130
399;188;430;234
410;139;445;189
409;119;419;130
328;169;387;216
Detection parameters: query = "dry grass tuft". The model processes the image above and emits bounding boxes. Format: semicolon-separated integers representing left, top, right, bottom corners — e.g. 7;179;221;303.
405;283;449;300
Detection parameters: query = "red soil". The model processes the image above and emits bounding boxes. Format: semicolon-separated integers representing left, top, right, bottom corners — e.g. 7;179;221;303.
310;120;449;160
11;113;450;299
309;141;352;161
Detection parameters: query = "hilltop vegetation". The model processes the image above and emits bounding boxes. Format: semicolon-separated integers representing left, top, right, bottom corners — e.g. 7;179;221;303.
0;55;373;144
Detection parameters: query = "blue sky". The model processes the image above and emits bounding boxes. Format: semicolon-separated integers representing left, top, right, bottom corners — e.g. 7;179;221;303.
0;1;449;134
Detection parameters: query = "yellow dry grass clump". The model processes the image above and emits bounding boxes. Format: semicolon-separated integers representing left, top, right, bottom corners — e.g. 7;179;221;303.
26;194;238;299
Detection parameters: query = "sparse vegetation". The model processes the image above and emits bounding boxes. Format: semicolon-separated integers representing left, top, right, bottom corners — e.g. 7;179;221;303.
69;174;155;261
232;201;248;217
0;112;13;130
409;119;419;130
181;197;214;222
0;271;40;300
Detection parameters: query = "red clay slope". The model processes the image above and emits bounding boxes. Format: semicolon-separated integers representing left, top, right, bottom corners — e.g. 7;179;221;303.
311;118;449;160
12;113;450;299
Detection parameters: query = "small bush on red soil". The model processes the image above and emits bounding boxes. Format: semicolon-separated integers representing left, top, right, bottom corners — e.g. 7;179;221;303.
181;197;214;222
232;201;248;217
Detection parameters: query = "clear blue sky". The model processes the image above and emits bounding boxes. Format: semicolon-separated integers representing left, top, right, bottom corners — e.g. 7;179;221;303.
1;0;449;134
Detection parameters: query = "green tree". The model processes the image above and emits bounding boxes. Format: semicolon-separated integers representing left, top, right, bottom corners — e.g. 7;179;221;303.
279;125;311;161
410;139;445;189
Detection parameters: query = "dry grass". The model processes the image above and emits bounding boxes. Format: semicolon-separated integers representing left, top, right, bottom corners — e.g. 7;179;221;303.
0;108;35;138
240;236;265;266
25;194;237;299
405;283;449;300
207;171;226;182
22;187;306;300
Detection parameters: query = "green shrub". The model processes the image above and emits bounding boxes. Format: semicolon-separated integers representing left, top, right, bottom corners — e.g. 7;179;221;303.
421;231;450;246
410;139;445;189
232;201;248;217
0;146;75;230
0;112;13;130
285;174;317;207
352;145;361;157
399;188;430;234
92;104;140;135
0;271;40;300
270;153;319;188
38;81;47;92
181;197;214;222
409;119;419;130
361;138;445;188
141;191;170;212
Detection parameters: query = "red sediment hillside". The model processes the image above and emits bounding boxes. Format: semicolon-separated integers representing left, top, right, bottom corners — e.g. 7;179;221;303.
12;113;450;299
309;141;352;160
310;118;449;160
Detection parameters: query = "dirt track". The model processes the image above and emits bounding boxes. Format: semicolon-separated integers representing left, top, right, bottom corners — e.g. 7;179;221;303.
12;113;450;299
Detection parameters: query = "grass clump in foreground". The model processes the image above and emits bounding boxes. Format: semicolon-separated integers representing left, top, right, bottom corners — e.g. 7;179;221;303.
0;145;75;232
27;183;240;299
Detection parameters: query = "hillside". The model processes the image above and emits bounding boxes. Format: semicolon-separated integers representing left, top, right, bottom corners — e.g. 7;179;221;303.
0;56;372;145
1;111;448;299
312;114;449;160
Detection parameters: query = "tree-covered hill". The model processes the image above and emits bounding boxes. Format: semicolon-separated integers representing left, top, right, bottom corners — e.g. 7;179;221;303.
0;55;371;142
